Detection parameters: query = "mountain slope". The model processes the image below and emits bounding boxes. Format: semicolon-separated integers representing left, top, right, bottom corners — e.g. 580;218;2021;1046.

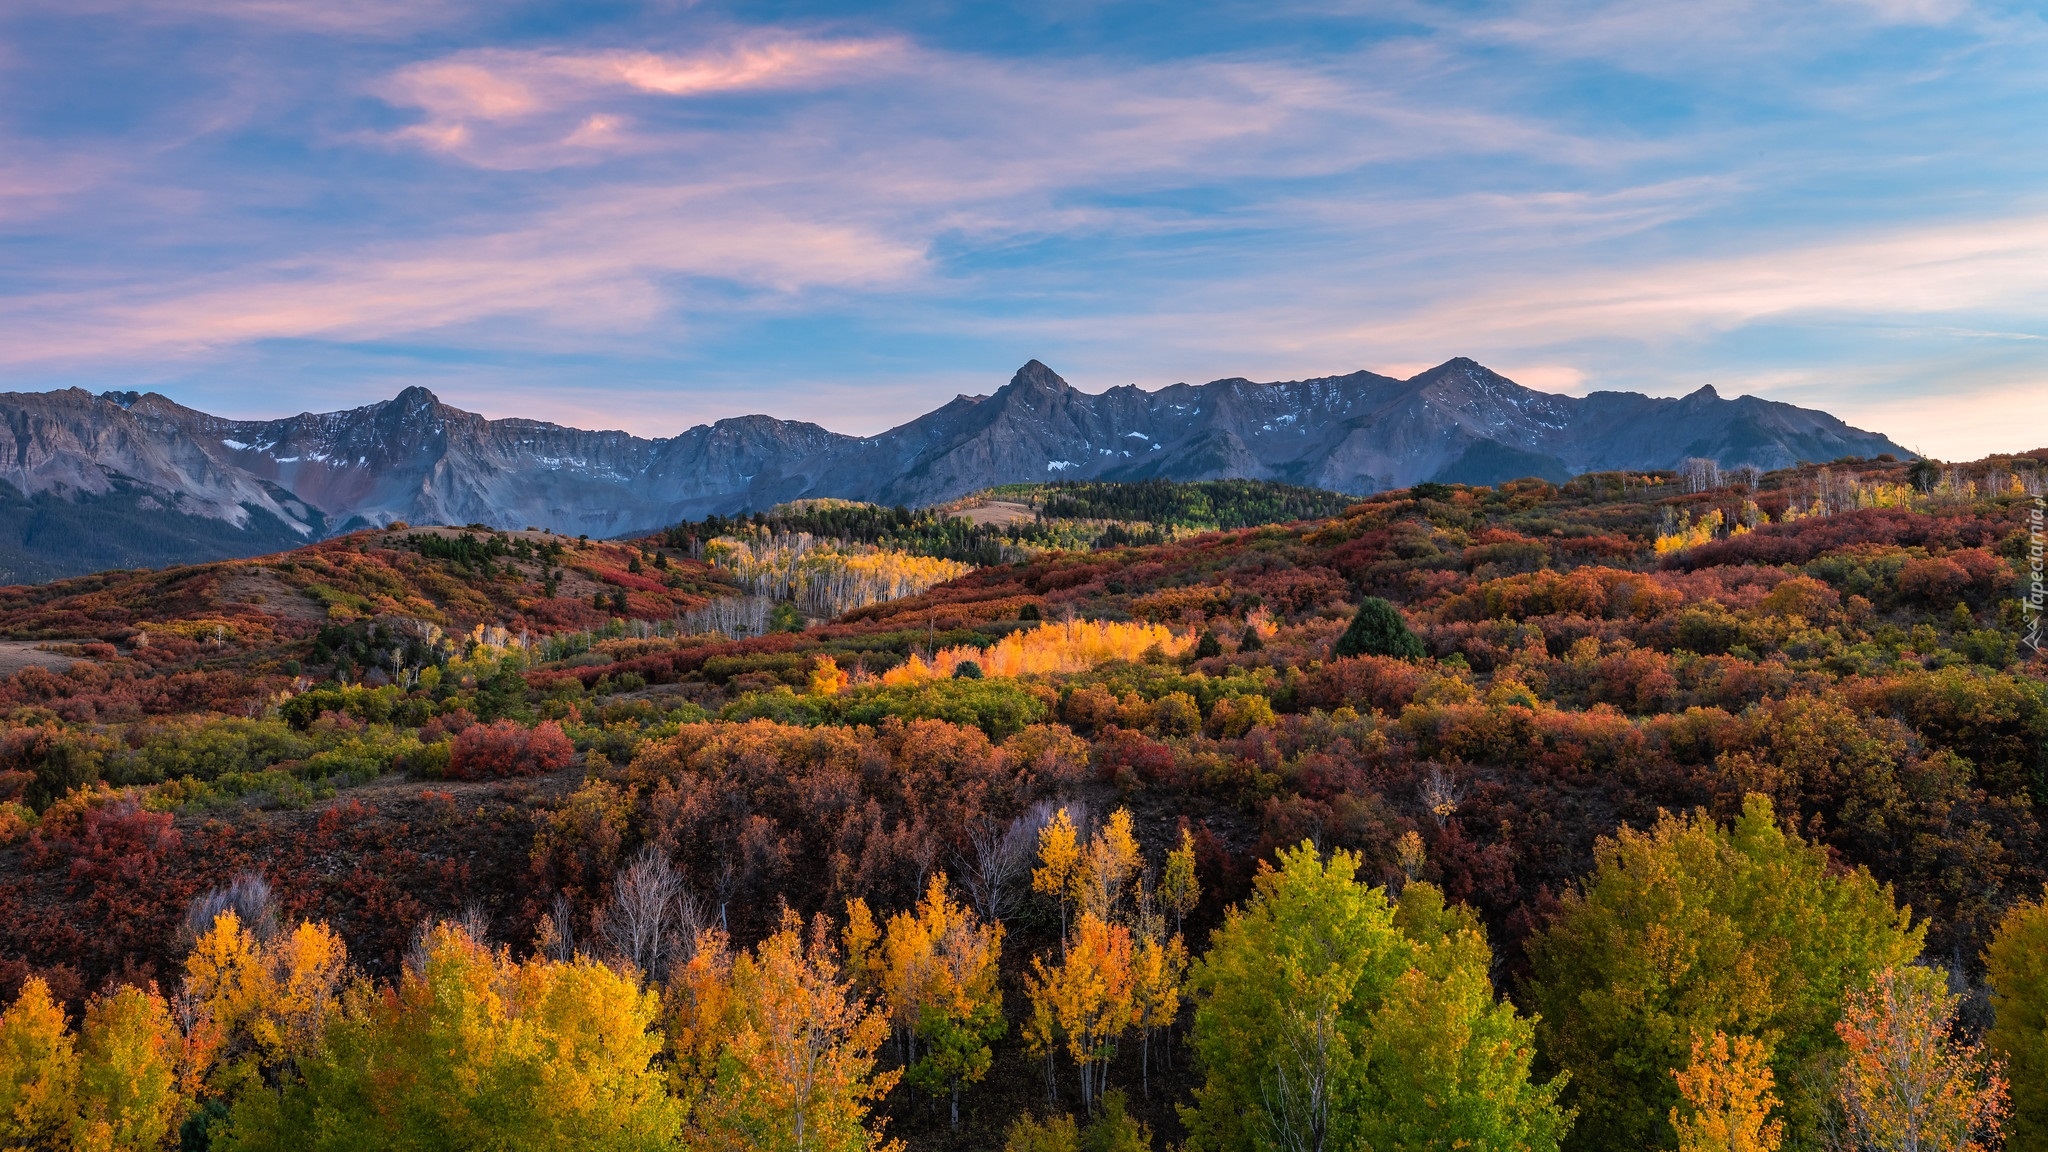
0;359;1907;580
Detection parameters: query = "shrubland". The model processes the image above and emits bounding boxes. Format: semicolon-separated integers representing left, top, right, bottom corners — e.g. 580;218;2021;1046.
0;464;2041;1150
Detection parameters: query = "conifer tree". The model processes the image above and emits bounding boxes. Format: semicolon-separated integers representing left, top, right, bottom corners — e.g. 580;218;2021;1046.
1331;597;1425;660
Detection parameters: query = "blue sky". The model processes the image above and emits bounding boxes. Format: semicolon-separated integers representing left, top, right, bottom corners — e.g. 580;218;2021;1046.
2;0;2045;457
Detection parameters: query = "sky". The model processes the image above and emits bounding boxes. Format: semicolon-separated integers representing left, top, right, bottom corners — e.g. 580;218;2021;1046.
2;0;2046;458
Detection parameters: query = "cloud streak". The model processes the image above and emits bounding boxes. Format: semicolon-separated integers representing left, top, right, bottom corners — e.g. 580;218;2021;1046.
1;0;2046;456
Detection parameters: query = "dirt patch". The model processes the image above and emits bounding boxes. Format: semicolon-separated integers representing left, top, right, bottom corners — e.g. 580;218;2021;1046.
0;641;79;675
954;500;1039;527
216;567;329;623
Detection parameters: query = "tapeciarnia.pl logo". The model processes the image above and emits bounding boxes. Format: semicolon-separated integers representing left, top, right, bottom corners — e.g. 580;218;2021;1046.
2025;496;2045;654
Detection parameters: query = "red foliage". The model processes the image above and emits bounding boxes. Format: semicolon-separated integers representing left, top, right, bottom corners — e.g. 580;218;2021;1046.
1666;508;2008;570
446;720;574;779
1295;656;1429;714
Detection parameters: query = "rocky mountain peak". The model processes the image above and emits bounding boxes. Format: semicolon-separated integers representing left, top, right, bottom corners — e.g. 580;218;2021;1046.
1006;360;1073;396
0;358;1911;581
391;385;443;413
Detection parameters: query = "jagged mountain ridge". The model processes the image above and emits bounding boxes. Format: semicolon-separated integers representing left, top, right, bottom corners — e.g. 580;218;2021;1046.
0;358;1906;580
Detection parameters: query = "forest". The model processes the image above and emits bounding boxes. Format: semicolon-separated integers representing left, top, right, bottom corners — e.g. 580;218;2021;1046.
0;462;2043;1152
660;480;1357;566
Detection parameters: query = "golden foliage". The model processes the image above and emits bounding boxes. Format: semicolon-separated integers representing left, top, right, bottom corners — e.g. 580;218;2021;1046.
1834;966;2009;1152
883;619;1189;686
685;911;902;1152
706;534;971;619
0;976;79;1148
1024;913;1135;1113
1670;1032;1782;1152
181;911;348;1100
0;977;187;1152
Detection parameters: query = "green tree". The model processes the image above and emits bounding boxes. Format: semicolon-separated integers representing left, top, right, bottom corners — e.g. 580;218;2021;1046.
1524;795;1923;1152
1985;888;2048;1150
1369;882;1572;1152
1331;598;1425;660
1182;844;1566;1152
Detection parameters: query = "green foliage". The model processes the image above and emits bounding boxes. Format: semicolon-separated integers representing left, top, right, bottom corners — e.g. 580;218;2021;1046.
1005;1111;1082;1152
1183;844;1567;1152
1332;597;1426;660
1026;479;1354;529
1000;1094;1152;1152
661;480;1353;565
769;600;806;633
1524;795;1923;1152
1986;888;2048;1150
904;997;1006;1113
837;678;1048;740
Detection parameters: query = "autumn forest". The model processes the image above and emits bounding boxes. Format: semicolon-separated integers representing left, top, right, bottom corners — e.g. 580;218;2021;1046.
0;462;2044;1152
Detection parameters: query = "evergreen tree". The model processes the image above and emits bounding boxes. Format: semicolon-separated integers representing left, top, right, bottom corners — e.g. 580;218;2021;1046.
1332;598;1425;660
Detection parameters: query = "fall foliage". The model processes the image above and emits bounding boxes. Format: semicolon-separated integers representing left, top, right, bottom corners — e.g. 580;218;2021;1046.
0;460;2041;1150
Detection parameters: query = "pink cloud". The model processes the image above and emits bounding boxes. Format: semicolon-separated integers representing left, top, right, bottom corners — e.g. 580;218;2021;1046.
595;40;901;95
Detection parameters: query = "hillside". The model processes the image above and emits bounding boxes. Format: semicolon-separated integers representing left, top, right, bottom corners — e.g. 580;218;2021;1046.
0;456;2038;1151
0;359;1905;578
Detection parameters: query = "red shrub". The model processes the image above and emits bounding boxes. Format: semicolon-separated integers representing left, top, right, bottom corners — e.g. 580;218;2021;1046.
1296;656;1428;715
446;720;574;780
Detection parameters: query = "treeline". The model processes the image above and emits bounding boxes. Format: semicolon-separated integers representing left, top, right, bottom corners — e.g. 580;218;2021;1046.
2;795;2037;1151
655;480;1356;567
662;504;1051;567
1023;479;1354;529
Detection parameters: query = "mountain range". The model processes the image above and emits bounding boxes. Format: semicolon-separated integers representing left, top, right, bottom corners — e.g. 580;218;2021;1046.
0;357;1906;582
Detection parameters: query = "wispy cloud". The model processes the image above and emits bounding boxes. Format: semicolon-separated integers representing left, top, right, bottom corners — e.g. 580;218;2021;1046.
2;0;2046;457
379;37;908;163
1343;212;2048;349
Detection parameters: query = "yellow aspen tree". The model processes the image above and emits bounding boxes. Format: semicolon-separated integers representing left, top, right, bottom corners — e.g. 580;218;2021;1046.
1029;912;1135;1116
665;927;740;1114
1834;966;2010;1152
181;909;268;1100
1670;1032;1783;1152
1072;810;1142;924
222;918;678;1151
696;911;901;1152
1159;828;1200;937
1034;808;1082;938
1130;932;1186;1101
902;879;1005;1130
1021;963;1066;1108
181;911;348;1102
809;658;848;697
841;900;882;1001
72;985;187;1152
0;976;78;1150
512;951;681;1151
880;883;943;1070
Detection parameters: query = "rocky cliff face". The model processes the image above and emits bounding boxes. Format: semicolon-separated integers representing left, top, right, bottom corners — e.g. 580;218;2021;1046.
0;359;1907;580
